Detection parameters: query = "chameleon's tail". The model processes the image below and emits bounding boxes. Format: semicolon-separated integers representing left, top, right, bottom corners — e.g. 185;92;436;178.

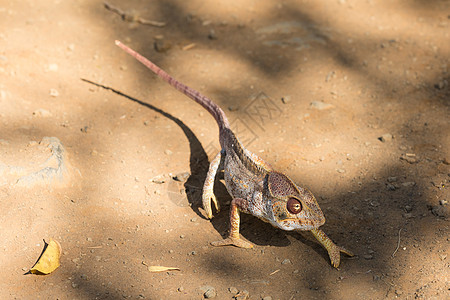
115;40;230;131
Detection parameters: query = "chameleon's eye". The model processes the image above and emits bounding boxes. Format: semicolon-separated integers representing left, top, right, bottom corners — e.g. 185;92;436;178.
287;198;302;214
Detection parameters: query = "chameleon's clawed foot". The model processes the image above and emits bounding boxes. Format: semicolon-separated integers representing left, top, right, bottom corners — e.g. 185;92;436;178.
211;236;254;249
310;228;354;269
202;193;220;219
328;245;354;269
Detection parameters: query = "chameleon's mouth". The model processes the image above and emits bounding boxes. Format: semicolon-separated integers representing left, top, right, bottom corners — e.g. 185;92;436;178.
277;218;322;231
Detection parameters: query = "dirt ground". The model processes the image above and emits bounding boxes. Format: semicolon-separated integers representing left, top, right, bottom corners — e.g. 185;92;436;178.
0;0;449;299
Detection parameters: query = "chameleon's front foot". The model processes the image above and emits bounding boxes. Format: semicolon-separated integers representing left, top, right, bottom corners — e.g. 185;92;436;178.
310;228;354;268
210;198;253;248
210;236;254;249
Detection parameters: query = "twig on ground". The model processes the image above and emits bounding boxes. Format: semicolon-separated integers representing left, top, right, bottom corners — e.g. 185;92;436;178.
391;228;402;258
104;1;166;27
182;43;196;51
269;269;280;275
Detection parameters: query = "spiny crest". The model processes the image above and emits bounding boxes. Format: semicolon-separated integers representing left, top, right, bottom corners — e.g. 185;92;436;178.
225;128;267;177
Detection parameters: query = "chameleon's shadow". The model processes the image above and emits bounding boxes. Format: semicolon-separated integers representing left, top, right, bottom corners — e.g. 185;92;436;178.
81;78;218;217
81;79;296;248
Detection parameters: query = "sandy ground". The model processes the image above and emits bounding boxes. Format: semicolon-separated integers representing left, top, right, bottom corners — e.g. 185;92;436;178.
0;0;449;299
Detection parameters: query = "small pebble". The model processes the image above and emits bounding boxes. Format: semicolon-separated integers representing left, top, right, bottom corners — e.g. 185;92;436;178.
400;155;417;164
370;200;380;207
49;88;59;97
387;176;397;183
402;212;413;219
234;290;249;300
386;183;396;191
281;258;291;265
431;206;447;217
33;109;52;117
310;101;334;110
208;29;217;40
439;199;448;206
262;297;273;300
154;40;171;53
363;254;374;260
281;96;291;104
173;172;190;182
435;81;447;90
379;133;393;142
151;175;165;184
200;286;216;299
402;182;416;187
72;258;80;264
164;149;173;155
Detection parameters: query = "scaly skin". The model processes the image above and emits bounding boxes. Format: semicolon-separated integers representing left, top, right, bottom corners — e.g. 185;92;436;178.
310;228;354;268
115;40;353;268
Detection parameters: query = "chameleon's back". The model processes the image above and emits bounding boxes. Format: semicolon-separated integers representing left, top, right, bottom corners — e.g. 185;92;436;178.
221;128;272;219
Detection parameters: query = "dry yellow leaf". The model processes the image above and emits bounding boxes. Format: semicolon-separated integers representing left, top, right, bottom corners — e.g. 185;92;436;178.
142;261;180;272
30;239;62;275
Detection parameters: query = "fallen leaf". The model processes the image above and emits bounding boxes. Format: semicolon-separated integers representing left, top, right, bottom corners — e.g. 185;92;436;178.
142;261;180;272
29;239;62;275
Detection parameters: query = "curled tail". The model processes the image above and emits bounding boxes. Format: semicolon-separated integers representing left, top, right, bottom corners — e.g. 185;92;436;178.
115;40;230;131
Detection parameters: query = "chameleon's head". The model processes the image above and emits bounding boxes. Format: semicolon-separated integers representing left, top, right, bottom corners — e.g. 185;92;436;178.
266;171;325;231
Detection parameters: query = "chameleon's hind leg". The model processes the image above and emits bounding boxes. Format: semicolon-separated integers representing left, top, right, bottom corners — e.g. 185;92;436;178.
211;198;254;249
202;151;222;219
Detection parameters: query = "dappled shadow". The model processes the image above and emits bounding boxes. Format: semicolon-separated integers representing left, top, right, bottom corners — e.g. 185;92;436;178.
2;0;448;298
80;78;212;217
82;0;448;297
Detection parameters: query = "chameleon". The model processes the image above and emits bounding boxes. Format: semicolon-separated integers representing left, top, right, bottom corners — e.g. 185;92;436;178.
115;40;353;268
